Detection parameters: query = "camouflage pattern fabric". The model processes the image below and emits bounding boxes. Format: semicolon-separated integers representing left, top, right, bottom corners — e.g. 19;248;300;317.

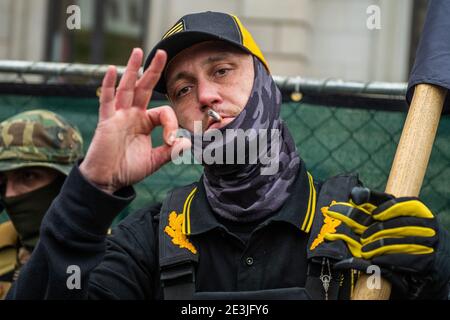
197;58;301;222
0;110;83;175
0;221;18;300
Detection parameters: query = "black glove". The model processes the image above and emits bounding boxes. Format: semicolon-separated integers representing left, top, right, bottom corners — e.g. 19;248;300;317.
323;187;438;296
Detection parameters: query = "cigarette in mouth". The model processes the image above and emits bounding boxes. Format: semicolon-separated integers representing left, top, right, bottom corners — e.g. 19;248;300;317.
207;109;222;121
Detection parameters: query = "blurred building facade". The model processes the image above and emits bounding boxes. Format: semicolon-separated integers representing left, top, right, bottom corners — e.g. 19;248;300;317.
0;0;428;82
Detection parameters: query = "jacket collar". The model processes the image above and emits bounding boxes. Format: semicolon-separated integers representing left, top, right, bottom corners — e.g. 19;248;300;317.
182;163;316;236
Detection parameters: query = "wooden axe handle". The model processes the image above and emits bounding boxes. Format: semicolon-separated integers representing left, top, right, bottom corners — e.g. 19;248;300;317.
351;84;447;300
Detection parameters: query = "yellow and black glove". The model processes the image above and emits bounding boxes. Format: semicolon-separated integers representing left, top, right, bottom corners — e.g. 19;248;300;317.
323;186;439;295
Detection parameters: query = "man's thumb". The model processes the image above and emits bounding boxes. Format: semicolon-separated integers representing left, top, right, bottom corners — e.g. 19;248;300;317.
170;137;192;164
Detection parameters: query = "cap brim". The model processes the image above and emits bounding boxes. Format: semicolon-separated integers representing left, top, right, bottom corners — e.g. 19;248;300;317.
0;160;73;176
144;31;251;94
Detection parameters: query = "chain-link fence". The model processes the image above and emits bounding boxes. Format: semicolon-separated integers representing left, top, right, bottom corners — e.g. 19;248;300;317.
0;61;449;231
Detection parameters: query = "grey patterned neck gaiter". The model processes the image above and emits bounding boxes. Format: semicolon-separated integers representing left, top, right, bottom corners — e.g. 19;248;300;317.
192;57;301;222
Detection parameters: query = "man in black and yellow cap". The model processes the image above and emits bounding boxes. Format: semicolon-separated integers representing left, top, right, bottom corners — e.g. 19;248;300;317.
6;12;449;300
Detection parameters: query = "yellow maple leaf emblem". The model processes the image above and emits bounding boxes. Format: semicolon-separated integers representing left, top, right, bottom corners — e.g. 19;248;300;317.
164;211;197;254
310;201;342;250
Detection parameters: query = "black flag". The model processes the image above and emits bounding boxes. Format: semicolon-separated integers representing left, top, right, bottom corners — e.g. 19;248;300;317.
407;0;450;112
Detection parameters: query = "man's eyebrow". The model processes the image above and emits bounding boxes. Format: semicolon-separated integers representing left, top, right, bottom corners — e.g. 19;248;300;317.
168;71;194;85
201;53;233;66
167;53;235;89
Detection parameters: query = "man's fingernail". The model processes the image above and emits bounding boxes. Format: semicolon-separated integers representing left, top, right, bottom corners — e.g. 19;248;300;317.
168;132;176;145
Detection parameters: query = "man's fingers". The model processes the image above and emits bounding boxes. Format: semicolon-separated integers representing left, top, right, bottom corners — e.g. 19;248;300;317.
99;65;117;121
133;50;167;109
149;145;173;174
169;137;192;161
149;138;192;174
116;48;143;110
146;106;179;146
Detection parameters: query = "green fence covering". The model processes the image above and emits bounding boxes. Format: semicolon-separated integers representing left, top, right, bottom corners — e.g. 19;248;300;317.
0;94;449;232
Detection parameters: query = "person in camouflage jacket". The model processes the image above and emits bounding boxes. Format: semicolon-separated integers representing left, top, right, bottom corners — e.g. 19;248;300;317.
0;109;83;298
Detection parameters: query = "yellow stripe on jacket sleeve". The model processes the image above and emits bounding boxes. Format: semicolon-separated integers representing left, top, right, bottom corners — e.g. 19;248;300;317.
301;172;316;233
185;190;197;235
305;173;316;233
182;187;197;235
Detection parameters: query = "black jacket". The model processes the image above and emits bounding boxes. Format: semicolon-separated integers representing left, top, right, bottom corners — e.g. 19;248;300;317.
6;164;450;299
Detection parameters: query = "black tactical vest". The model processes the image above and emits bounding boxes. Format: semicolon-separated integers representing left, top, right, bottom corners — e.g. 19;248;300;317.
158;173;361;300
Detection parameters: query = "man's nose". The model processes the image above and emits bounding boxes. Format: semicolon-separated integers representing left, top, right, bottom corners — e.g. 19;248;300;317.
197;80;222;110
4;181;19;198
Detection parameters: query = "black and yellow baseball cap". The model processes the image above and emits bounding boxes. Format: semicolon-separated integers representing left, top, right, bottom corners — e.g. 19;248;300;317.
144;11;269;94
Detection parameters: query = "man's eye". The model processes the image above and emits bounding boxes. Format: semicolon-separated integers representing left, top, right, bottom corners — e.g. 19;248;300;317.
20;171;38;182
176;86;191;98
215;68;230;77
